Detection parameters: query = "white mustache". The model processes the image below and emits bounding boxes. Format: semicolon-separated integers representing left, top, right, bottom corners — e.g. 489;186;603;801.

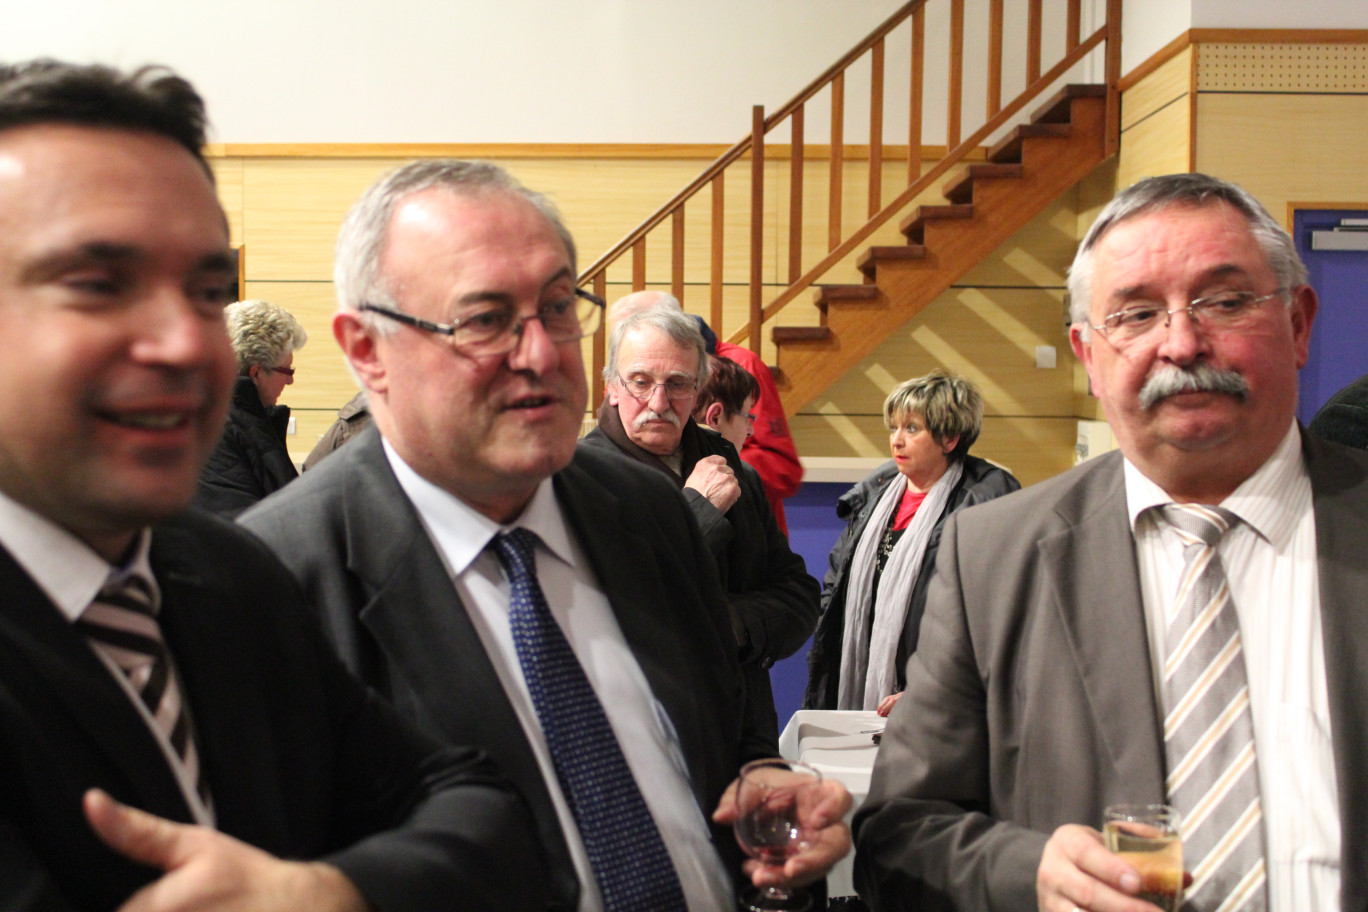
633;409;680;430
1138;363;1249;410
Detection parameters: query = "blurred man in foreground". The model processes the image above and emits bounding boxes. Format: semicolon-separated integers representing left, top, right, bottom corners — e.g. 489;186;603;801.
242;160;849;912
0;60;545;911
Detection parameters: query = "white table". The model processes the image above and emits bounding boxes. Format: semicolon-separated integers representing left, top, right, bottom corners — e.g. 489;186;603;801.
778;710;884;899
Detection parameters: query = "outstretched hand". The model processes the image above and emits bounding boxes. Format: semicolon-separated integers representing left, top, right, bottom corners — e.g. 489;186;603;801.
83;789;369;912
712;775;852;889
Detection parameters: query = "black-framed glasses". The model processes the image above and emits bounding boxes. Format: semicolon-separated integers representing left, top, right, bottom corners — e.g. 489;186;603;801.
1089;289;1284;349
360;287;605;357
263;365;296;377
615;372;698;401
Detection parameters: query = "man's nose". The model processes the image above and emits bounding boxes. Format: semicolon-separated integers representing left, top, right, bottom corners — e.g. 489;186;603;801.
132;289;228;368
1156;305;1207;364
647;383;672;411
506;314;561;375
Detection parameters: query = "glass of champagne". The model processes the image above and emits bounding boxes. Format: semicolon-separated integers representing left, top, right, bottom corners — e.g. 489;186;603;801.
733;758;823;912
1103;804;1184;912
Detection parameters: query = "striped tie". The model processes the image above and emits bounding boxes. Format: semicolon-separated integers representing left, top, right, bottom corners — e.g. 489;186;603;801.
78;574;207;805
1159;504;1267;912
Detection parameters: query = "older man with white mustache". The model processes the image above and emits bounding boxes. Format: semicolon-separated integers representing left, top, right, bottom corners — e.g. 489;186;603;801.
582;307;819;745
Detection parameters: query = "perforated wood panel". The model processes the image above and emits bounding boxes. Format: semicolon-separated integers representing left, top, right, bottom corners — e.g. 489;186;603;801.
1199;44;1368;93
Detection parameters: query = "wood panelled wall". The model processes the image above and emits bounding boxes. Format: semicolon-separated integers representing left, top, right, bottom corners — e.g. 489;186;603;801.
209;33;1368;484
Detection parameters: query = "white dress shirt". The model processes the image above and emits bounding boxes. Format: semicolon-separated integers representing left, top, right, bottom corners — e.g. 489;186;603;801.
1126;422;1340;910
0;490;213;826
384;441;734;912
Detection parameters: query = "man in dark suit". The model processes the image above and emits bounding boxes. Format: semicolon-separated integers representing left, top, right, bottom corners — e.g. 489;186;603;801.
240;159;850;912
0;61;547;910
856;174;1368;912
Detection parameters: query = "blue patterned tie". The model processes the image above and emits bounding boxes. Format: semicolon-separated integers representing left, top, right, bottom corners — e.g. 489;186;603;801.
493;529;689;912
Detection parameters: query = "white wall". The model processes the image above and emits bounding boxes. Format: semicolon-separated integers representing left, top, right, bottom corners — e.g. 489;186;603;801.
1191;0;1368;29
0;0;908;143
1120;0;1190;74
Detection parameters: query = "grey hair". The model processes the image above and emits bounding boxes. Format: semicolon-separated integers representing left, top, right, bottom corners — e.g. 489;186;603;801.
225;300;307;375
604;307;710;387
333;160;577;334
883;368;984;463
1067;173;1308;337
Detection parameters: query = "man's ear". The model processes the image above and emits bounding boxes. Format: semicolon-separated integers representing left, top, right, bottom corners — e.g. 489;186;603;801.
703;401;725;430
333;311;386;395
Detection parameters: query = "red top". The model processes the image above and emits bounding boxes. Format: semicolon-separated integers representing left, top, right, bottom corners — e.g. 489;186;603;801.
716;342;803;534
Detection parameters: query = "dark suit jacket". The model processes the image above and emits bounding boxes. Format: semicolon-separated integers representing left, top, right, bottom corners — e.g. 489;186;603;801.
854;432;1368;912
0;510;547;912
241;428;773;912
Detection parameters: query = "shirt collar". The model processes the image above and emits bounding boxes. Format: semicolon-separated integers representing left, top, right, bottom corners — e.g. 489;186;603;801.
1124;419;1308;546
0;489;158;622
381;438;575;574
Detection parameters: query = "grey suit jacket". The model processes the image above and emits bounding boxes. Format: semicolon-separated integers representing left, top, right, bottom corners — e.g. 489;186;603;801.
241;428;772;912
854;431;1368;912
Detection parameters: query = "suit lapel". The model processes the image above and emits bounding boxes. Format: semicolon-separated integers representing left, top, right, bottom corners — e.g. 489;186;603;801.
1039;455;1167;802
1304;432;1368;906
0;545;193;822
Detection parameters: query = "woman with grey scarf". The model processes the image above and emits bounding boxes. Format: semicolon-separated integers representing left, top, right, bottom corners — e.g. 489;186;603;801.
804;370;1020;714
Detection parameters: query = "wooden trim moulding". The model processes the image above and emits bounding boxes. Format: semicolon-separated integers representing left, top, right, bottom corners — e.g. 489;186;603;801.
203;141;987;163
1286;200;1368;233
1117;28;1368;95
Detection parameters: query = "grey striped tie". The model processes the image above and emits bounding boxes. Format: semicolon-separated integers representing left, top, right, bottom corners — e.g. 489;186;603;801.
78;574;207;805
1160;504;1267;912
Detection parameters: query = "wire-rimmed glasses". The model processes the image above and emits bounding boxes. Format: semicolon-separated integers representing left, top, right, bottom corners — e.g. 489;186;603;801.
359;287;605;357
615;373;698;401
1088;289;1283;350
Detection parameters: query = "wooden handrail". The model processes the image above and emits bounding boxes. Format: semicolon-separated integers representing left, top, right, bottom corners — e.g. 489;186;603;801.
735;23;1111;336
579;0;1122;358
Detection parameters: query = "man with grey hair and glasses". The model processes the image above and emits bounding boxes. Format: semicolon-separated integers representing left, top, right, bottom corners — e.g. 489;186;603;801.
855;173;1368;912
581;308;820;745
242;159;850;912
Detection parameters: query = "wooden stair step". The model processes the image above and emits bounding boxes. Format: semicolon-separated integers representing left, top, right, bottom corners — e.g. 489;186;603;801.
815;284;880;304
899;203;975;242
987;122;1071;163
1030;83;1106;125
771;326;833;345
943;163;1024;204
857;245;927;279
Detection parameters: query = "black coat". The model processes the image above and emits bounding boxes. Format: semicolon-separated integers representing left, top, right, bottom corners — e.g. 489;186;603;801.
581;409;819;743
0;510;549;912
195;377;297;518
804;454;1020;710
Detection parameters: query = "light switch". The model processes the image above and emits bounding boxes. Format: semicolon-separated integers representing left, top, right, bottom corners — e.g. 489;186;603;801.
287;416;297;435
1035;345;1056;369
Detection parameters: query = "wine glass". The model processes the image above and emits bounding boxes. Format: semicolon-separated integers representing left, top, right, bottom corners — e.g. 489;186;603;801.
733;758;823;911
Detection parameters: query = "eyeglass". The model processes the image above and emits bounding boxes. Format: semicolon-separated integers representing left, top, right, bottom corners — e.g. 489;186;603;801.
616;372;698;401
359;288;605;357
1089;290;1284;348
264;365;296;378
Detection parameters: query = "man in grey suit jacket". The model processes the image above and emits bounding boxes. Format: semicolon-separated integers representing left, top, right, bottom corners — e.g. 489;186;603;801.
856;174;1368;912
241;160;851;912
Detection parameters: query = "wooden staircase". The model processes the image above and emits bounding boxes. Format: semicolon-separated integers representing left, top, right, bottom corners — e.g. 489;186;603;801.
772;85;1109;412
577;1;1122;417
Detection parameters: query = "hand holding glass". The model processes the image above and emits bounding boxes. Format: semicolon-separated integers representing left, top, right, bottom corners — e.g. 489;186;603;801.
733;759;823;911
1103;804;1184;912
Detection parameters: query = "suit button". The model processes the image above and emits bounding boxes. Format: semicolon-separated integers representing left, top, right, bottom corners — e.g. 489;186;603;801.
761;657;774;669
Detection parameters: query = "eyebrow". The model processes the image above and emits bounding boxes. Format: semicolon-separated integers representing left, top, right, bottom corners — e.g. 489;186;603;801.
452;266;575;310
22;242;236;283
1110;264;1254;303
